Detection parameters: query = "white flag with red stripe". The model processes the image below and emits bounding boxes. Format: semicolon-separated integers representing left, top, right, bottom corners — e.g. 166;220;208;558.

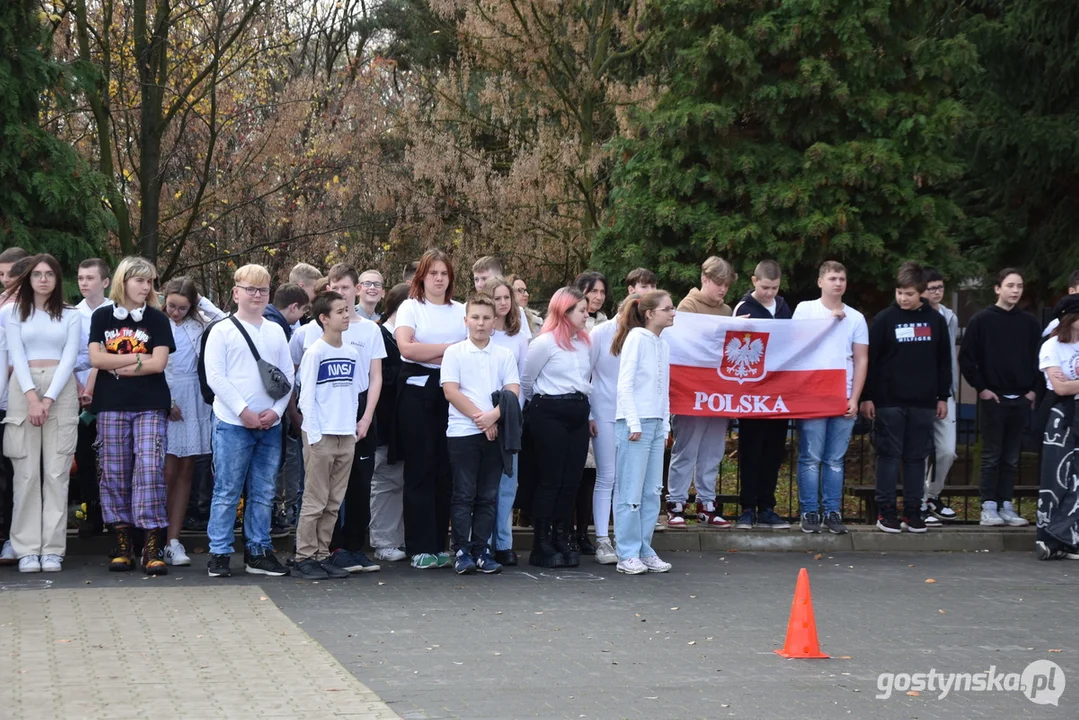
664;313;848;419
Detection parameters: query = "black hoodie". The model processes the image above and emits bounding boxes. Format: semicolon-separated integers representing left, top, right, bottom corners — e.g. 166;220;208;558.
865;299;952;409
958;304;1041;396
733;292;793;320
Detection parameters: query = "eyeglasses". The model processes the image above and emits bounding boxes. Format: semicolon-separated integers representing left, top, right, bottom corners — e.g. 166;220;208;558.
237;285;270;297
31;271;56;280
359;281;384;289
925;285;945;293
166;302;191;315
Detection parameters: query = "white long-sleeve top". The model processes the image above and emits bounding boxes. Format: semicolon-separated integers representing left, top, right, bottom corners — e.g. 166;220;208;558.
615;327;671;435
204;316;294;426
7;307;81;400
74;298;113;385
521;332;592;401
0;329;7;404
588;319;620;422
298;338;360;445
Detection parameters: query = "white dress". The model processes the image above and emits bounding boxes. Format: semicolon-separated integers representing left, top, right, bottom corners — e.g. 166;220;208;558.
165;317;213;457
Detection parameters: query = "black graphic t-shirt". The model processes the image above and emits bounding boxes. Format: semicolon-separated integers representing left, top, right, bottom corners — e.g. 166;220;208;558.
89;305;176;413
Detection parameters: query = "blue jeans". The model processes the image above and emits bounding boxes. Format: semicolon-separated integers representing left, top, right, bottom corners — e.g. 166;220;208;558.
613;418;665;561
207;418;283;556
796;416;855;515
491;454;518;552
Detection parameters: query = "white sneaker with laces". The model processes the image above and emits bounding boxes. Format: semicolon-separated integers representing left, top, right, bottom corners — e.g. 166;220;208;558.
640;555;672;573
165;540;191;566
998;501;1030;527
616;557;647;575
375;547;407;562
0;539;16;565
979;501;1005;527
594;537;617;565
19;555;41;573
40;554;62;572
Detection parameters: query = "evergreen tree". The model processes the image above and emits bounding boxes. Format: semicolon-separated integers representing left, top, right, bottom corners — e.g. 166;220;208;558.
596;0;976;301
0;1;109;268
955;1;1079;300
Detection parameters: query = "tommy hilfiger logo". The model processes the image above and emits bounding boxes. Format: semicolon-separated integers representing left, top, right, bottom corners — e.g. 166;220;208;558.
894;323;933;343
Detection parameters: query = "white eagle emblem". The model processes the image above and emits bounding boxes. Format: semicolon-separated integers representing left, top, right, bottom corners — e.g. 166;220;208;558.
719;331;769;384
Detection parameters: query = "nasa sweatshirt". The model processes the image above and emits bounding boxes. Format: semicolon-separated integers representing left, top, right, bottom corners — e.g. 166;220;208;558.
298;337;360;445
864;300;953;409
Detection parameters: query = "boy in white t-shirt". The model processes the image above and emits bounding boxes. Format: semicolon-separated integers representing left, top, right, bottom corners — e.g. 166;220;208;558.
441;294;520;575
290;264;385;573
293;292;362;580
792;261;868;535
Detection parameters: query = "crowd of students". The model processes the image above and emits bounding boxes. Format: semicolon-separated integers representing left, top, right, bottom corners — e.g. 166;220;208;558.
0;245;1076;578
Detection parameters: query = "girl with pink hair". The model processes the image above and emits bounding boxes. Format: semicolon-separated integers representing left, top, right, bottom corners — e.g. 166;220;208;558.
521;287;592;568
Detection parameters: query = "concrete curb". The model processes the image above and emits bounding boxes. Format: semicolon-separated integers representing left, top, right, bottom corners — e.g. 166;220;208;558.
61;525;1036;555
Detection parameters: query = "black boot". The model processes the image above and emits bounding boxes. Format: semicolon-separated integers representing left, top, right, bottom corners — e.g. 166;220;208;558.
576;530;595;555
142;528;168;576
551;521;580;568
109;526;135;572
528;520;564;568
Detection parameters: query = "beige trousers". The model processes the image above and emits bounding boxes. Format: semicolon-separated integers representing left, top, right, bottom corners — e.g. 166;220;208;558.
4;366;79;558
296;433;355;561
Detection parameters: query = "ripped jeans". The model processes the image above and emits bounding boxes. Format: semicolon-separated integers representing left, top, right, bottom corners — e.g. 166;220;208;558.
796;415;856;515
613;418;665;562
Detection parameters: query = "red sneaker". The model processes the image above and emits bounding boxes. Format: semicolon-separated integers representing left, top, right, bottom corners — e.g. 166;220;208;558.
698;502;731;528
666;502;687;527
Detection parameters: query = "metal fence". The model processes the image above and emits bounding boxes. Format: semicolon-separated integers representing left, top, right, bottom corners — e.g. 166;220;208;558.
696;402;1040;524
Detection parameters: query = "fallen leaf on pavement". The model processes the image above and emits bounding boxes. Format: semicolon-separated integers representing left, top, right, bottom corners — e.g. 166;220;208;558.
906;691;920;697
924;579;936;584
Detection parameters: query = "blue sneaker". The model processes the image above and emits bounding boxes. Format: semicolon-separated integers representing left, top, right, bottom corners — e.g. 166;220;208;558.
734;509;755;530
330;549;381;573
756;509;791;530
474;550;503;574
454;549;477;575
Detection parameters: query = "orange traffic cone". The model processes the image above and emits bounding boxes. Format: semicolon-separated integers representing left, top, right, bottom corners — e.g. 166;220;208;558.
775;568;829;659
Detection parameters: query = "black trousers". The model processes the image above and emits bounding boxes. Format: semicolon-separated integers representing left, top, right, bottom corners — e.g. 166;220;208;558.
527;396;590;523
978;397;1029;504
75;418;99;506
398;374;452;555
447;433;502;554
874;406;935;513
738;418;788;512
332;391;376;553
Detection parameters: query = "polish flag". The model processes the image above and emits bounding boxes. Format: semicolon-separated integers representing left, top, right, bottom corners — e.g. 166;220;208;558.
663;314;848;419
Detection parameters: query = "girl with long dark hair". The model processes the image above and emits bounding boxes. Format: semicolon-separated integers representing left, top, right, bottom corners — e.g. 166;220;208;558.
4;254;81;573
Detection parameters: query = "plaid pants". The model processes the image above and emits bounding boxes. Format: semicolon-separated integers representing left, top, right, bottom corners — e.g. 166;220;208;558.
96;410;168;529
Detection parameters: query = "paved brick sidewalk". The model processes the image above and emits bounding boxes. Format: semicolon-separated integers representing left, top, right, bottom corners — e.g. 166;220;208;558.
0;585;399;720
2;551;1074;719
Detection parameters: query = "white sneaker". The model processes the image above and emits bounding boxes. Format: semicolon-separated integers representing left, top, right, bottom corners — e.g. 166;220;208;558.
375;547;407;562
979;501;1005;527
594;537;617;565
0;539;16;565
998;501;1030;527
18;555;41;573
640;555;672;573
40;554;62;572
616;557;647;575
165;540;191;566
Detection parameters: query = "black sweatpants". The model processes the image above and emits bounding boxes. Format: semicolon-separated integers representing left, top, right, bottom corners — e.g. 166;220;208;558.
874;405;935;514
332;391;376;553
738;418;788;513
